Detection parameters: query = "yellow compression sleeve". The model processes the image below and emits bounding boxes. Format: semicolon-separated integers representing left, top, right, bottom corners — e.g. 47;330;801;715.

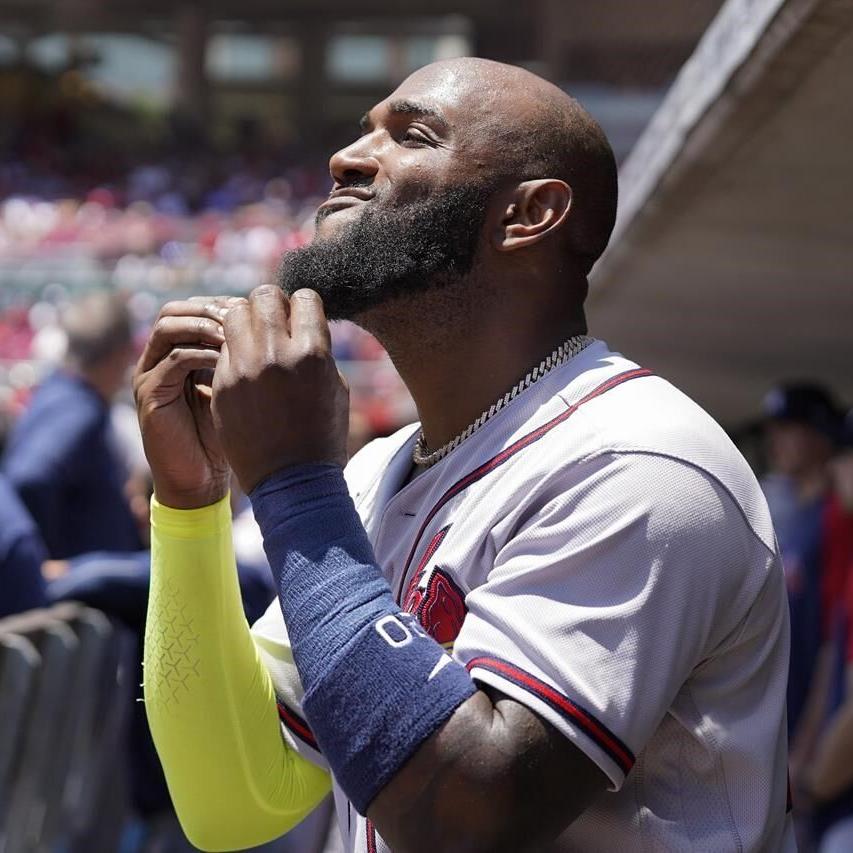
144;495;331;852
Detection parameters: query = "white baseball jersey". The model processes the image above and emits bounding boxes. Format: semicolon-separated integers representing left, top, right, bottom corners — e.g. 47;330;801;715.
251;340;795;852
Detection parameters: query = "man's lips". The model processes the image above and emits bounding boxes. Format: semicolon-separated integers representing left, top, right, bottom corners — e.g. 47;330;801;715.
318;187;375;213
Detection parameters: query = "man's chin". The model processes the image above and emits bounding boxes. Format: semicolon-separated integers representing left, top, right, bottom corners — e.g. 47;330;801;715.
314;203;368;238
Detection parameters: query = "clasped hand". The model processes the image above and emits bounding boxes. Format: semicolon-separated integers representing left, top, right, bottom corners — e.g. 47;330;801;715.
133;285;349;509
212;286;349;493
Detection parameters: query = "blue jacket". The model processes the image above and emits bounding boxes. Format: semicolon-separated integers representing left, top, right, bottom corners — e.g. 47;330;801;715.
3;371;142;559
0;474;47;617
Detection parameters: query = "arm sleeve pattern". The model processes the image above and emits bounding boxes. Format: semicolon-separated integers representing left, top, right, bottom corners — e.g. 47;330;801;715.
144;495;331;852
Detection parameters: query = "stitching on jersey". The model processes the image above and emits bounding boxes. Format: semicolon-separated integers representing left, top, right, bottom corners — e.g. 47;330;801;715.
676;728;690;844
681;684;743;853
466;655;635;775
394;367;654;600
590;448;778;560
599;447;781;645
634;753;652;853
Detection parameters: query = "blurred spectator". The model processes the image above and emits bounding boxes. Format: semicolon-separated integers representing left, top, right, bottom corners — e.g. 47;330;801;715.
0;473;47;617
2;291;142;558
762;382;841;743
792;413;853;851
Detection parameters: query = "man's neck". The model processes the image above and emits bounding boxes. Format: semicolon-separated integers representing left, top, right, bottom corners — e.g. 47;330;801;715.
360;276;587;453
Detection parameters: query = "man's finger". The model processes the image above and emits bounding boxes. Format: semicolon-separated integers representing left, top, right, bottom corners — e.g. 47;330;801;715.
185;295;247;307
158;299;233;322
221;301;253;361
248;285;290;336
135;348;220;403
210;340;231;421
139;315;224;372
289;289;331;352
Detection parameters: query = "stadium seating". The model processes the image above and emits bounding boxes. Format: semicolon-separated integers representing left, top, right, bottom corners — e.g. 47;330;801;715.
0;634;39;832
0;604;132;853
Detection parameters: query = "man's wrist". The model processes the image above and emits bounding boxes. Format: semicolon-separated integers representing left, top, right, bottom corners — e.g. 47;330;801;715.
152;482;229;511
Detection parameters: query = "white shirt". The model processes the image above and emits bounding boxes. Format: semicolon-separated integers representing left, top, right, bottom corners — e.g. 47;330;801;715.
251;340;795;852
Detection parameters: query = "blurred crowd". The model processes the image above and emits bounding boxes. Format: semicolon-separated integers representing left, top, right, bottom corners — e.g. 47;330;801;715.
761;384;853;852
0;190;314;298
0;105;337;295
0;165;323;313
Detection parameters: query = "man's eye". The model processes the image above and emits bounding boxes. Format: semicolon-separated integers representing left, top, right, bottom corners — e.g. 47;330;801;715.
401;128;431;146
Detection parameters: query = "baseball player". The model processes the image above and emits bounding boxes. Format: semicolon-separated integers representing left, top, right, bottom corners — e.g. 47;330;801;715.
137;58;795;851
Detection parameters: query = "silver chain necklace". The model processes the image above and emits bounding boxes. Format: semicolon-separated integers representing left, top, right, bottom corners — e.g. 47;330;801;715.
412;335;595;468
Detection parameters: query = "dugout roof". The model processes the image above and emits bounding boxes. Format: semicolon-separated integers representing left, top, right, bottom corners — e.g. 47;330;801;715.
589;0;853;425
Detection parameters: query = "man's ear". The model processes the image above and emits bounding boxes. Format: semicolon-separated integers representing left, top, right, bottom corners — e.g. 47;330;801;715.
494;179;572;253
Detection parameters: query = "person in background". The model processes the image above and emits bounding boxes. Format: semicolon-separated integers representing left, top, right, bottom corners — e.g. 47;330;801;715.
762;382;841;743
0;396;46;616
0;473;47;617
2;291;142;558
783;412;853;853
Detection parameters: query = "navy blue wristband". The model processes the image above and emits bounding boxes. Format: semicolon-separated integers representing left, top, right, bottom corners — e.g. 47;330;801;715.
250;465;476;814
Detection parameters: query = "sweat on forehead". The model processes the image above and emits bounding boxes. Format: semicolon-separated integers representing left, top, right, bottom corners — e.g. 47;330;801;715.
393;58;574;120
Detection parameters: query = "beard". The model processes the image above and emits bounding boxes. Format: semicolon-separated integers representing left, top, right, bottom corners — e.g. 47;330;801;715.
276;181;495;321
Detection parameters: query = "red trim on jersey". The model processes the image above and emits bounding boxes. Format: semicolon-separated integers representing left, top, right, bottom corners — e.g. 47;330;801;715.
277;702;319;752
403;525;451;612
416;525;450;576
396;367;654;599
466;656;635;776
366;818;378;853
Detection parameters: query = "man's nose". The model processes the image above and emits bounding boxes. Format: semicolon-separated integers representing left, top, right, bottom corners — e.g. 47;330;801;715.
329;136;380;187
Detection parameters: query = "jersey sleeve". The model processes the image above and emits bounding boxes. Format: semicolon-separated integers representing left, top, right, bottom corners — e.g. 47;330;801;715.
145;495;330;851
452;451;771;790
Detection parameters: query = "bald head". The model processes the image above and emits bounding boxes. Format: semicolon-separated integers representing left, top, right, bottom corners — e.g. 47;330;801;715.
395;58;618;274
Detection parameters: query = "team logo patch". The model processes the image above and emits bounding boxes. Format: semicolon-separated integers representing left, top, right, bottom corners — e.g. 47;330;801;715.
403;567;467;649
